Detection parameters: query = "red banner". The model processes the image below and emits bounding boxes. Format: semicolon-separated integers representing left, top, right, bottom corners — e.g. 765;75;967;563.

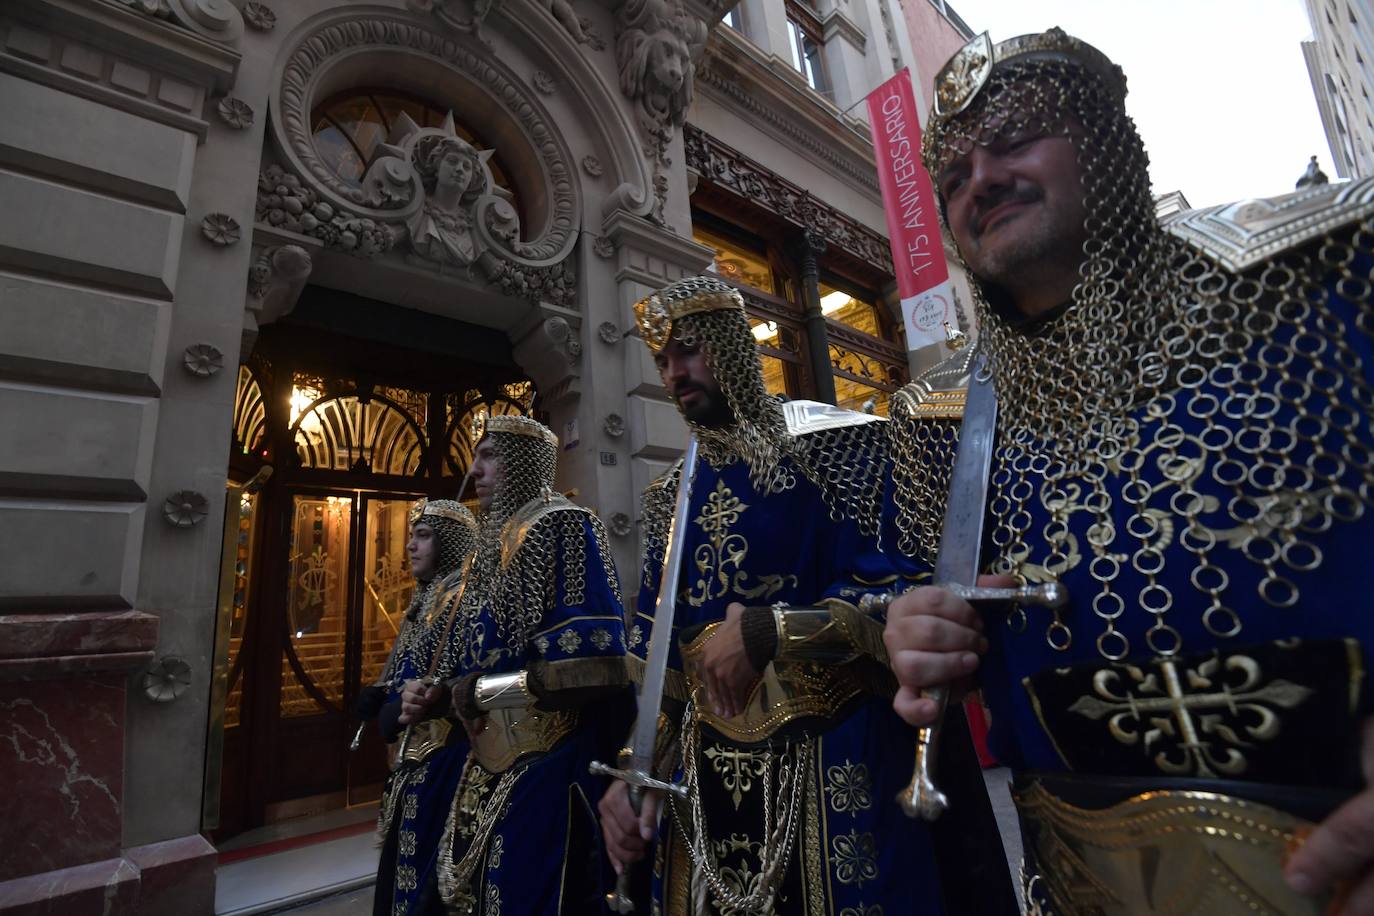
866;69;954;351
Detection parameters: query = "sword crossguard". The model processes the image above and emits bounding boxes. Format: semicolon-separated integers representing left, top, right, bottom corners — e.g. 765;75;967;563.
589;761;690;801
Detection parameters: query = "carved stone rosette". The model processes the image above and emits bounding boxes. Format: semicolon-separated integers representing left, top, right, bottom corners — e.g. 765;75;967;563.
260;9;582;307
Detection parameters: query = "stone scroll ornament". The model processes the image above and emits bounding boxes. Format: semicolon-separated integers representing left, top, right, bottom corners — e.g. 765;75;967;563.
258;13;582;307
114;0;246;41
615;0;706;224
256;113;575;307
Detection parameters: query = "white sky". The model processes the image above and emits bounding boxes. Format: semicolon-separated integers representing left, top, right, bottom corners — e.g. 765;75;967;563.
943;0;1334;207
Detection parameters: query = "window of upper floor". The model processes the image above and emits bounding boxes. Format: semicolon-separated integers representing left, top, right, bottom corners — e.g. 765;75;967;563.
785;0;830;97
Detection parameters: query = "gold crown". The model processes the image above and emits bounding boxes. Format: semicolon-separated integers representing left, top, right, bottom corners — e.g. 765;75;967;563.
933;27;1126;117
409;498;477;527
633;275;745;351
483;414;559;449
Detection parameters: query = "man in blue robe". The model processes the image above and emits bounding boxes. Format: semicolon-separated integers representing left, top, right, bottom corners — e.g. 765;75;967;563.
369;499;476;916
598;275;954;915
885;28;1374;915
402;415;631;915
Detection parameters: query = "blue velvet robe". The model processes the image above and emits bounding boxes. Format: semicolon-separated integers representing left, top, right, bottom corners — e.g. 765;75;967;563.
631;454;943;916
375;627;470;916
971;278;1374;792
443;514;631;916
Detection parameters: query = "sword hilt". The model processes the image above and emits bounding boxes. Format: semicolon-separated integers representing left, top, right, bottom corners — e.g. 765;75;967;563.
349;721;366;752
868;581;1069;819
896;685;951;820
602;783;644;915
589;761;689;801
591;765;682;914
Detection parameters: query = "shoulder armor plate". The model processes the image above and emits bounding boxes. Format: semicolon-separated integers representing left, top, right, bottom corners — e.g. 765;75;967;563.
782;399;886;436
1163;176;1374;273
890;347;977;420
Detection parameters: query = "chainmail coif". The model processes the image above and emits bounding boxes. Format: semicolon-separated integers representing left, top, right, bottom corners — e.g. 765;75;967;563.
891;29;1374;661
439;416;622;675
382;499;476;687
640;276;888;540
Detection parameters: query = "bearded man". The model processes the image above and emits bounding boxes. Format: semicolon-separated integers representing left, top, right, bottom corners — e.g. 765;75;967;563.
369;499;477;916
597;276;1000;915
400;415;631;914
885;28;1374;915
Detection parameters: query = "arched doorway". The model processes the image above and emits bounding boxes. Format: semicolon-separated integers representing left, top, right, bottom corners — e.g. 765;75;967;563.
209;294;535;840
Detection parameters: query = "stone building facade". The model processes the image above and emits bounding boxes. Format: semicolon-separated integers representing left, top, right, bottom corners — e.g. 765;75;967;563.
1303;0;1374;178
0;0;969;910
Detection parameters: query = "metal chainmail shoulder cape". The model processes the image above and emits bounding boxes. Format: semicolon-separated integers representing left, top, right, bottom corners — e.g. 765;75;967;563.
443;501;622;676
639;401;891;595
890;25;1374;662
634;275;892;545
380;498;477;687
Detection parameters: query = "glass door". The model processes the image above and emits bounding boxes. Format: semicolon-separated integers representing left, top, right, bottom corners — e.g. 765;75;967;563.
347;493;420;800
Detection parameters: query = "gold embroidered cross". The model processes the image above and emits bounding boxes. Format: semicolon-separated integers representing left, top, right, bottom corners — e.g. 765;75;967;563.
1068;653;1313;778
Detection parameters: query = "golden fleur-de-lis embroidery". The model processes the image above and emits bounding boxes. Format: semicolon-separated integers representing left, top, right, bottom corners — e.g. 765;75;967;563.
557;628;582;654
488;835;504;870
398;829;417;857
696;480;748;534
703;744;768;810
840;905;883;916
824;761;874;814
590;627;613;650
832;831;878;885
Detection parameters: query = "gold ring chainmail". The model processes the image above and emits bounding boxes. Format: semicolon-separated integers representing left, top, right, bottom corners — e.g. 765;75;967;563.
889;55;1374;662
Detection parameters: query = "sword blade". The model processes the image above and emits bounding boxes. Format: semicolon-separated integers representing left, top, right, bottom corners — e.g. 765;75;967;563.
627;437;700;774
934;352;997;588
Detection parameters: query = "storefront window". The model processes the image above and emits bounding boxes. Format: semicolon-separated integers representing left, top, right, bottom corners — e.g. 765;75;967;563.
694;226;776;294
819;281;882;338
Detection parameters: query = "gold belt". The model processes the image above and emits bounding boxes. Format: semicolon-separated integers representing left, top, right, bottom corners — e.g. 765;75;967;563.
468;705;577;773
679;622;890;744
1014;779;1336;915
399;717;463;765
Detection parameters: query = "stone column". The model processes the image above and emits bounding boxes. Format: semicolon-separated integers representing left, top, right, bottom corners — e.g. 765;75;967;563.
789;229;837;405
604;211;714;594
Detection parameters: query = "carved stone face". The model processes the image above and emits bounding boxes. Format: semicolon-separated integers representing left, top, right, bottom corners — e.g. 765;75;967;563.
436;149;475;195
648;32;686;93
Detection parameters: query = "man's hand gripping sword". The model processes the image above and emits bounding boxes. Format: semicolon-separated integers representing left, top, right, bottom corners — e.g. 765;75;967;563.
871;353;1067;820
590;439;698;913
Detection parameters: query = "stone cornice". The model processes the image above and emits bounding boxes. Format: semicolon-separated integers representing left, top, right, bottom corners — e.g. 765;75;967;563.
821;8;866;52
9;0;240;90
684;123;893;274
697;26;881;197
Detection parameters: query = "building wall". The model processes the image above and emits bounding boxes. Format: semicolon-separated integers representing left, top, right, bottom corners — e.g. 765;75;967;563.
897;0;972;119
1303;0;1374;178
0;0;971;908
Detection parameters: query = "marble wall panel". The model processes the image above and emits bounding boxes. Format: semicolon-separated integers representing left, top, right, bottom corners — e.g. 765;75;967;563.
0;676;126;881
